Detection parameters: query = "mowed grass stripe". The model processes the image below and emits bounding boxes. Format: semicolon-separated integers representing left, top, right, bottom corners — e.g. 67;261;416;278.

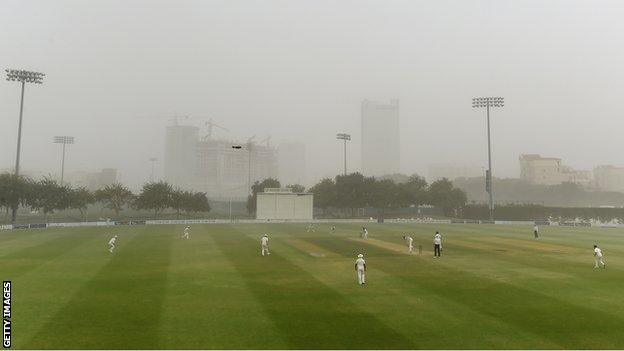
25;227;174;349
283;236;554;348
303;236;561;349
370;230;624;320
159;225;289;349
212;226;413;349
7;229;125;348
0;230;100;278
315;236;624;349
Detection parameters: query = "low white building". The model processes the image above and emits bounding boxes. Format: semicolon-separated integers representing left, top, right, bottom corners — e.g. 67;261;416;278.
256;188;313;220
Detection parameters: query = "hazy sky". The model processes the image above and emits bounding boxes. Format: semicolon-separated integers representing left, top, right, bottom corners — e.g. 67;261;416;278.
2;0;624;188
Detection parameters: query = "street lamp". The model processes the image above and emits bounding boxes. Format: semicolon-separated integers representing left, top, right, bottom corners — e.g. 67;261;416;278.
336;133;351;176
5;68;45;224
472;96;504;222
53;136;75;185
232;144;252;195
148;157;158;182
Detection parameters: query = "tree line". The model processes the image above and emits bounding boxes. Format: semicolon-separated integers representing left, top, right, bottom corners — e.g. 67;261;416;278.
454;177;624;207
0;173;210;222
244;173;468;217
464;203;624;223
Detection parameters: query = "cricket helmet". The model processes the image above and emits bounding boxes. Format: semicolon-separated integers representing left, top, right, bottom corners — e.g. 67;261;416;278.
357;253;364;258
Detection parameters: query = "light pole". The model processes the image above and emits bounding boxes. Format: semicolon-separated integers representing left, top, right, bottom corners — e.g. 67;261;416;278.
5;69;45;224
232;144;253;195
472;97;504;222
149;157;158;182
336;133;351;176
53;136;75;185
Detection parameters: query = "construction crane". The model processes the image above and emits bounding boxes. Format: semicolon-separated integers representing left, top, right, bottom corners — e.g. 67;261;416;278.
202;118;230;141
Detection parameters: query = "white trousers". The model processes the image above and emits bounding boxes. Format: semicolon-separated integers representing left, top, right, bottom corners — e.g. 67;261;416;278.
262;245;270;256
183;233;189;239
408;245;413;253
109;244;115;253
595;256;605;268
357;268;366;285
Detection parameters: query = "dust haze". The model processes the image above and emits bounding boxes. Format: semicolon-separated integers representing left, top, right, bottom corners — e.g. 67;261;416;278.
2;0;624;191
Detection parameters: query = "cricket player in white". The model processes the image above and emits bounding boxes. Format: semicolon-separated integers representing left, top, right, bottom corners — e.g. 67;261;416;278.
362;227;368;239
594;245;606;269
533;224;539;239
182;226;190;239
355;253;366;285
403;235;414;254
261;234;270;256
306;223;315;232
433;231;442;258
108;235;118;253
330;225;336;233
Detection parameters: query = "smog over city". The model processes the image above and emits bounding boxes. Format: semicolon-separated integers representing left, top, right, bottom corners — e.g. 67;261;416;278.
2;0;624;199
6;2;624;350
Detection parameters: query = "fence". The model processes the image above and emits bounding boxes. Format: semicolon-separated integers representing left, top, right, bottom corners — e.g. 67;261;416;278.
2;218;623;231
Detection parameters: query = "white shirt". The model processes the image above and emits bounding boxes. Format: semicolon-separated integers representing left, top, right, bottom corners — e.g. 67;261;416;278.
594;247;603;257
534;226;538;232
434;235;442;245
406;237;413;246
108;237;116;245
363;229;368;234
355;258;366;270
261;237;269;246
184;228;189;234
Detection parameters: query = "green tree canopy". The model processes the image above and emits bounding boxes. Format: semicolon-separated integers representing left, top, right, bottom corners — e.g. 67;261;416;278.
95;183;134;218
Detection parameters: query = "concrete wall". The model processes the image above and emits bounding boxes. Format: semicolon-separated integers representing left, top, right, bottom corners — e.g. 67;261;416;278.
256;193;313;220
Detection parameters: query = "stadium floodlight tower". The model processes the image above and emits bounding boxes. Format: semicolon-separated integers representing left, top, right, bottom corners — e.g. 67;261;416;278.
5;69;45;224
53;136;75;185
336;133;351;176
472;96;504;222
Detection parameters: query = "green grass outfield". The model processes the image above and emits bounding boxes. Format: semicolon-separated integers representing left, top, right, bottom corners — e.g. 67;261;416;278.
2;223;624;349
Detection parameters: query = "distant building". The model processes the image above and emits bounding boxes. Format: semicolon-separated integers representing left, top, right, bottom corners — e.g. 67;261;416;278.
519;154;591;186
67;168;118;190
278;142;306;186
193;139;278;201
361;99;400;177
428;164;483;181
594;165;624;193
164;125;199;188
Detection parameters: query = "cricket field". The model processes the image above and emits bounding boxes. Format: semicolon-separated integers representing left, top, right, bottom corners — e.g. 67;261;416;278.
1;223;623;349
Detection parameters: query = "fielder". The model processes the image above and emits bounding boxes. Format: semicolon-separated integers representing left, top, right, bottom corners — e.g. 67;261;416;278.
261;234;270;256
108;235;118;253
594;245;606;269
533;224;539;239
355;253;366;285
433;231;442;258
182;225;190;239
403;235;414;254
361;227;368;239
306;223;316;232
330;225;336;233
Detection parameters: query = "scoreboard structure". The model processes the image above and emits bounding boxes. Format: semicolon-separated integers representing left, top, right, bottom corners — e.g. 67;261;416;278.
256;188;313;220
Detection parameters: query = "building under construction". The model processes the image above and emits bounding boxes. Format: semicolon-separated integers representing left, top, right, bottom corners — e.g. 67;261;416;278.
165;122;278;201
